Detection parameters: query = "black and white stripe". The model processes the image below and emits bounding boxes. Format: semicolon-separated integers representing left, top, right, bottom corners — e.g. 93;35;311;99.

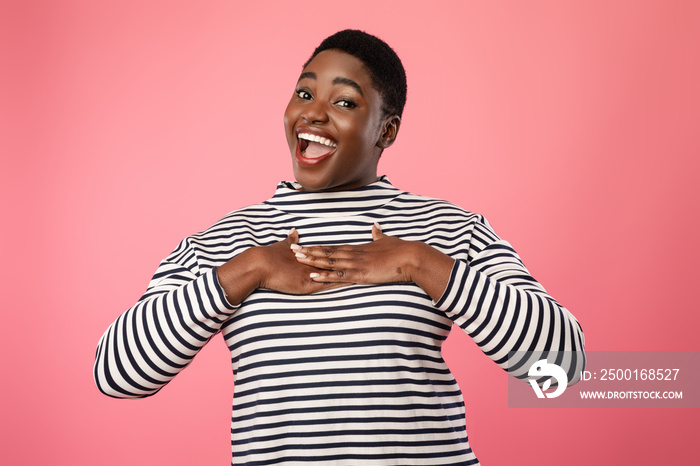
95;177;584;465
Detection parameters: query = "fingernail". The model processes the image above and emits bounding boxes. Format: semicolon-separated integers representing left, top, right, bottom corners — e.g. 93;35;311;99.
295;252;306;259
290;243;301;251
309;273;320;278
288;227;296;235
374;222;382;231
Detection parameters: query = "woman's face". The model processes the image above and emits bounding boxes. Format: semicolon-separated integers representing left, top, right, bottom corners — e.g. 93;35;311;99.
284;49;396;192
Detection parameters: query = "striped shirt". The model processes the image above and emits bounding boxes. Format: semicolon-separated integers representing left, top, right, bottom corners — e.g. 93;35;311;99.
94;177;585;465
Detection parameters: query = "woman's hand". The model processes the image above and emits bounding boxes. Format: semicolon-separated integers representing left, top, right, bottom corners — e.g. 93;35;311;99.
257;229;352;294
291;224;456;301
291;223;412;284
216;229;349;305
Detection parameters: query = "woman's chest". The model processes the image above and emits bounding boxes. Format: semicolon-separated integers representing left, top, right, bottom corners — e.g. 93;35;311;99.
221;284;454;380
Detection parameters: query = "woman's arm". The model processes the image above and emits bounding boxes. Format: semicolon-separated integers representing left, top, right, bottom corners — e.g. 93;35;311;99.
430;223;586;384
93;240;237;398
94;230;339;399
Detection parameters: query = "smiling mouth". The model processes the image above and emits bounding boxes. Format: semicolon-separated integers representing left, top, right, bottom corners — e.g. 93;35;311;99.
298;132;337;159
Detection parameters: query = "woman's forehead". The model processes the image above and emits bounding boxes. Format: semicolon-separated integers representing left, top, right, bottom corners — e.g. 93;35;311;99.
300;50;373;85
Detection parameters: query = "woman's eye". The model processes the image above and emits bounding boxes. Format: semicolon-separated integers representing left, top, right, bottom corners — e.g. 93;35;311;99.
336;99;356;108
296;90;312;100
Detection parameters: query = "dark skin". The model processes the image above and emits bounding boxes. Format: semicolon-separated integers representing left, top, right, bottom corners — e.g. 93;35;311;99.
284;50;398;192
216;50;455;305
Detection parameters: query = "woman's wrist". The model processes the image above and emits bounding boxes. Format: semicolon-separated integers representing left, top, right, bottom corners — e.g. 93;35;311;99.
216;247;264;306
405;241;455;302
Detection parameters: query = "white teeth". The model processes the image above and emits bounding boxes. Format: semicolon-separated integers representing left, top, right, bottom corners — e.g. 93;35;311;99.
298;133;337;148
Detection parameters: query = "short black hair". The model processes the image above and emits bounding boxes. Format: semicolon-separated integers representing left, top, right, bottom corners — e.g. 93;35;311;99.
304;29;407;118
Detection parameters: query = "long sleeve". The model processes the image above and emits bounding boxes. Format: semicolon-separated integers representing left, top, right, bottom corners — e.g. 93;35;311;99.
92;179;587;464
94;238;238;398
434;218;585;384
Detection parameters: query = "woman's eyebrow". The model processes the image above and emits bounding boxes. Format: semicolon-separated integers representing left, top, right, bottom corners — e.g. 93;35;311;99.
296;72;364;97
332;77;364;96
297;72;316;82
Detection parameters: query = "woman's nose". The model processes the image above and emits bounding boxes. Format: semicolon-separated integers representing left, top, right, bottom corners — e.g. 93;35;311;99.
301;99;328;124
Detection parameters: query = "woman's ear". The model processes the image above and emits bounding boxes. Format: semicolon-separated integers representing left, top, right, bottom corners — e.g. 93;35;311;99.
377;115;401;149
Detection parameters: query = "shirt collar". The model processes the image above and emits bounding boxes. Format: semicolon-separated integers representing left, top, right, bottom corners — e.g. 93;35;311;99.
265;176;402;217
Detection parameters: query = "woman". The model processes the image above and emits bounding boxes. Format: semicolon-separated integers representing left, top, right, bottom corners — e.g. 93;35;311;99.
95;30;585;465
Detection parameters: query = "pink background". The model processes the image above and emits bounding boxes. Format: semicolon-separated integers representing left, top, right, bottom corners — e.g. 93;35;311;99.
2;1;698;464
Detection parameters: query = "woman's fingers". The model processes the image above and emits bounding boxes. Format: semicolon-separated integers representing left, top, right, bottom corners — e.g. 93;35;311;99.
295;253;354;270
294;245;370;281
290;224;382;259
285;227;299;246
309;269;363;282
290;223;412;285
292;244;359;261
372;222;384;241
257;232;353;294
